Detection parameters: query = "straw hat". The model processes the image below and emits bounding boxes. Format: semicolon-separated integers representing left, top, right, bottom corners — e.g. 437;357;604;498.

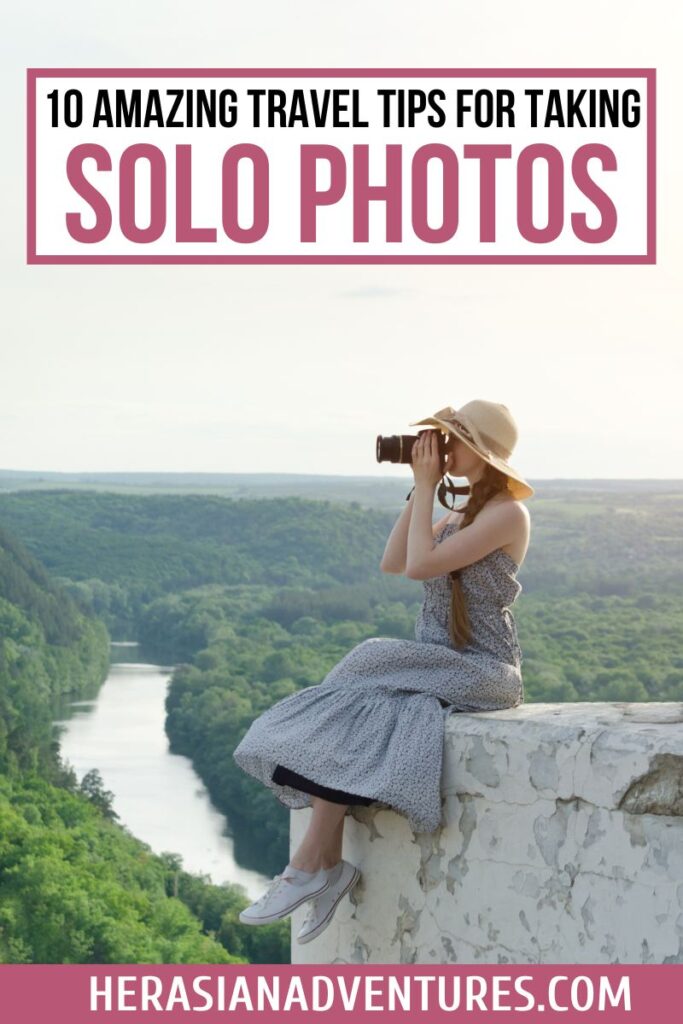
409;400;534;500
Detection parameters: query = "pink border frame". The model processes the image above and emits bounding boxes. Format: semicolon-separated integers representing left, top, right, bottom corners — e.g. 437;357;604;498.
26;68;656;265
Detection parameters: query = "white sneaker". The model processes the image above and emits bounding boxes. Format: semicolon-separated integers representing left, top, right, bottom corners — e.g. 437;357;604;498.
239;867;330;926
296;861;361;944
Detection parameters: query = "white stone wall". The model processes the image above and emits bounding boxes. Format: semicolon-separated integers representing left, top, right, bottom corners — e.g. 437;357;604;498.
291;702;683;964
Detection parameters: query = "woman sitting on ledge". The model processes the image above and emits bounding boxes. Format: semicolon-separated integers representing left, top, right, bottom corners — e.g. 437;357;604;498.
233;399;532;944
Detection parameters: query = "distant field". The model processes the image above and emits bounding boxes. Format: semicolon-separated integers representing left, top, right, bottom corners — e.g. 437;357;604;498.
0;482;680;601
1;469;682;510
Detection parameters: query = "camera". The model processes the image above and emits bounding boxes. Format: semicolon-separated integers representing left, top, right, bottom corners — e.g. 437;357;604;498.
376;428;453;465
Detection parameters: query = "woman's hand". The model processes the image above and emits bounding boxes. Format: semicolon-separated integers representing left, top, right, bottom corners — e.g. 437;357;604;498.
410;431;443;488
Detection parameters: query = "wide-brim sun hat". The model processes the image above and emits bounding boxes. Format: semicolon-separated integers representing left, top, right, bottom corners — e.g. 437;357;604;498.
409;399;535;500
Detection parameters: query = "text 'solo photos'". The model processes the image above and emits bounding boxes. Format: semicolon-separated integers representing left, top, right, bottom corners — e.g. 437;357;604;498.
1;1;681;1021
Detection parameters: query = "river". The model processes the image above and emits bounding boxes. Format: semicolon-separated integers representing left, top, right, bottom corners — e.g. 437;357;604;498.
52;642;269;901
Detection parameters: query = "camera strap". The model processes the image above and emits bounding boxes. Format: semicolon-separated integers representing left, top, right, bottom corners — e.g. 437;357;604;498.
405;475;470;509
437;475;470;510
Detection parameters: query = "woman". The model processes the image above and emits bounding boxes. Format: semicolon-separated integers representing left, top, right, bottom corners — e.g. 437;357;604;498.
233;399;533;945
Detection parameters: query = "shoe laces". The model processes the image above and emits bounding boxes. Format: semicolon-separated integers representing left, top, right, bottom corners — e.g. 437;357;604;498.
253;872;293;906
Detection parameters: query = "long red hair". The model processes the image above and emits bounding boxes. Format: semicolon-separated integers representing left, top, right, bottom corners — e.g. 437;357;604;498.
448;463;512;649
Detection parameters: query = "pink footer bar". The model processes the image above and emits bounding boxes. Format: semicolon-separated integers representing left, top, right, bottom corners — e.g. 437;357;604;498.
1;964;681;1023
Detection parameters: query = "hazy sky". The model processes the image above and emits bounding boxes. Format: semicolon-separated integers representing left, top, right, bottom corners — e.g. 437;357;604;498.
2;2;681;478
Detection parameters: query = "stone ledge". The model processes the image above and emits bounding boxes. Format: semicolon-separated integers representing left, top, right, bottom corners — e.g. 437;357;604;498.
290;702;683;964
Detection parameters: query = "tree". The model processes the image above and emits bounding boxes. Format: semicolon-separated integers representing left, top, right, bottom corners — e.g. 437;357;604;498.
78;769;119;821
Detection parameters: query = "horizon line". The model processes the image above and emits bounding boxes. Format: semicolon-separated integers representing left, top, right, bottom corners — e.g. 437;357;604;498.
1;469;682;484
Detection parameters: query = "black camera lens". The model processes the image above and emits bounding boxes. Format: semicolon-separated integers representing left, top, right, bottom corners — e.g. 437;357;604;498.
376;430;449;465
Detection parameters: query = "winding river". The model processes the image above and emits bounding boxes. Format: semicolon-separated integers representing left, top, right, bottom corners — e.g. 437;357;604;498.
52;642;269;900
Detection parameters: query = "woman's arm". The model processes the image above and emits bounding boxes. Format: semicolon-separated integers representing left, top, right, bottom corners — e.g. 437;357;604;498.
405;499;527;579
379;490;451;574
400;430;528;579
380;430;452;575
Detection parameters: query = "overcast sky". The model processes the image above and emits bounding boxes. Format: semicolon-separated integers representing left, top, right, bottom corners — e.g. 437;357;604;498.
2;2;681;479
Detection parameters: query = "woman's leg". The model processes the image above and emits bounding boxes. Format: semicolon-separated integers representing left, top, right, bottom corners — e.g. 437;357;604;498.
289;797;347;872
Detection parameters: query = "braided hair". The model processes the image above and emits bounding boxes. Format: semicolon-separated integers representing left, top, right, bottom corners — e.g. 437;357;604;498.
448;463;512;649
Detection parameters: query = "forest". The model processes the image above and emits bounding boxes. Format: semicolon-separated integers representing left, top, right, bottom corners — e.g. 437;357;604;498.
0;482;681;938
